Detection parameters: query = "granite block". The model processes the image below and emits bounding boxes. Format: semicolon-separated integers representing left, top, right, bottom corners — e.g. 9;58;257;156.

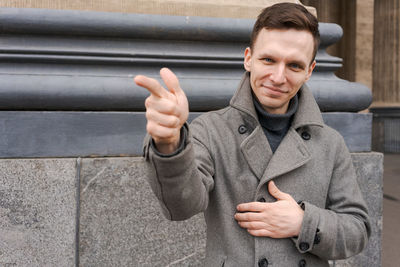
79;157;206;266
333;152;383;267
0;159;77;266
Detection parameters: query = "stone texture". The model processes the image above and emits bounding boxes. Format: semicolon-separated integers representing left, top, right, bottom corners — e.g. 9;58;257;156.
302;0;357;83
0;159;77;266
79;153;382;266
79;157;206;266
322;113;372;152
334;152;383;267
0;112;371;158
373;0;400;105
381;154;400;267
0;0;316;18
0;112;147;158
355;0;374;90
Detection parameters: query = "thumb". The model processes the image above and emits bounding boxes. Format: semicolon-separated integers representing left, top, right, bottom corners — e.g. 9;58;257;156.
160;67;184;96
268;181;291;201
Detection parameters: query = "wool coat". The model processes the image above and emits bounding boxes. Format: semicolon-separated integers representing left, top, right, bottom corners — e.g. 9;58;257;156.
143;72;371;267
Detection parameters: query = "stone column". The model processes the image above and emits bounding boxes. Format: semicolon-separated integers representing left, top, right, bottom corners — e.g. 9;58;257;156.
355;0;374;89
373;0;400;106
371;0;400;152
302;0;357;83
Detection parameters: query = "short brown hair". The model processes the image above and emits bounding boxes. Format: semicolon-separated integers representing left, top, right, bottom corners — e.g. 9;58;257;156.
250;3;320;63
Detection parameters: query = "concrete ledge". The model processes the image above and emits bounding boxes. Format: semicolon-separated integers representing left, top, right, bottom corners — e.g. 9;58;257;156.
323;112;372;152
0;112;371;158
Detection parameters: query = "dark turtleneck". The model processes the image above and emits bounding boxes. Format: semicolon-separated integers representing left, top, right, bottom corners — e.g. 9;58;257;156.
253;94;299;153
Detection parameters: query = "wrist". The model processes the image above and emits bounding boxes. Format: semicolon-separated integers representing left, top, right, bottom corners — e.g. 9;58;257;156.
154;137;180;154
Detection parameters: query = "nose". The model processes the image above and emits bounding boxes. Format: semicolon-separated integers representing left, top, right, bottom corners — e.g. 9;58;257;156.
269;63;286;84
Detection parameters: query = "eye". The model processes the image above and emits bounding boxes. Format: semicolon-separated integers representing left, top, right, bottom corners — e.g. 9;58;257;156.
289;63;303;70
264;58;274;63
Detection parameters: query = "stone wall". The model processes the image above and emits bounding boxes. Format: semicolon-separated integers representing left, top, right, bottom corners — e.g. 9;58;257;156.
0;154;382;266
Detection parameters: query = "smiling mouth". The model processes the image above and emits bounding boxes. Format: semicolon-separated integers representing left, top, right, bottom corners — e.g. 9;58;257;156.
262;85;287;96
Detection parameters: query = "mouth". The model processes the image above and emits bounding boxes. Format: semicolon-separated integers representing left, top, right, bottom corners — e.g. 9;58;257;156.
261;85;287;96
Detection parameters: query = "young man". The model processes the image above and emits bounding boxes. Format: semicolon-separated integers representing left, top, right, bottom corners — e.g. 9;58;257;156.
135;3;370;266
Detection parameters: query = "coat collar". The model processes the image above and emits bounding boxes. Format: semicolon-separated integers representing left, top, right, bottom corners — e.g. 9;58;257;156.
231;72;324;186
230;72;324;130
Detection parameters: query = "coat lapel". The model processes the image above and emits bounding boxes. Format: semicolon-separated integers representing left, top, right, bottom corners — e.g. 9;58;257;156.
257;128;311;190
230;72;323;186
231;73;272;180
240;125;272;179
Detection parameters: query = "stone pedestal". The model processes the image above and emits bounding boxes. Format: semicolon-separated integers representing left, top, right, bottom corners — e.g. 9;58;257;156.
0;154;382;266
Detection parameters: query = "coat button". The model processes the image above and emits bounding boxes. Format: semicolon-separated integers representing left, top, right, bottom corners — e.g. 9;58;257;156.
301;131;311;140
258;197;266;202
314;234;321;244
297;200;305;210
299;242;310;251
258;258;268;267
238;125;247;134
299;259;306;267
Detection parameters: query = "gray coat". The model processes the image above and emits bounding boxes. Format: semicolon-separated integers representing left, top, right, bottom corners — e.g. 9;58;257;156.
143;72;370;267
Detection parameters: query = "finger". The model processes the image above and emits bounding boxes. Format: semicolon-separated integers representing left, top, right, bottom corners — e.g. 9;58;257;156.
134;75;168;98
237;221;266;230
247;229;273;237
145;96;179;116
160;68;183;96
234;212;264;222
146;109;180;128
268;181;291;201
146;120;180;142
236;202;265;212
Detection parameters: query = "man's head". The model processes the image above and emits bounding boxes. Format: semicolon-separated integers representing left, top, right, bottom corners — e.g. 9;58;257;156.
244;3;319;114
250;3;320;63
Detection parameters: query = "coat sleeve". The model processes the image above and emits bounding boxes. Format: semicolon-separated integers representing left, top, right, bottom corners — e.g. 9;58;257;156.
293;134;371;260
142;119;215;221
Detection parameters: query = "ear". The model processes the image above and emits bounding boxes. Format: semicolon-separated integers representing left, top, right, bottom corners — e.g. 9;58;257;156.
305;60;316;81
244;47;252;72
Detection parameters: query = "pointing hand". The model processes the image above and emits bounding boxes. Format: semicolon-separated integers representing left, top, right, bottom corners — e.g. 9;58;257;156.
134;68;189;154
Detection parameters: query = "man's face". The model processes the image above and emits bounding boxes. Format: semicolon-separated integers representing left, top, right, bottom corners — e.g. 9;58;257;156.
244;28;316;114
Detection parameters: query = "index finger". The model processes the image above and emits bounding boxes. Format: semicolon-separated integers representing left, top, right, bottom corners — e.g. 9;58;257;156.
237;202;265;212
134;75;168;98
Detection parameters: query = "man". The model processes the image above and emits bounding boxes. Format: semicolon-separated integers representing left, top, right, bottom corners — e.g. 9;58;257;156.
135;3;370;266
